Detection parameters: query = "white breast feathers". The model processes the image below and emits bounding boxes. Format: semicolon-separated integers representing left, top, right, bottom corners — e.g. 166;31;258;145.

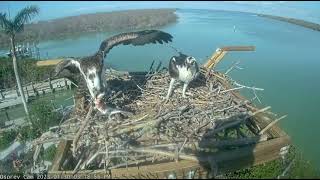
177;65;196;83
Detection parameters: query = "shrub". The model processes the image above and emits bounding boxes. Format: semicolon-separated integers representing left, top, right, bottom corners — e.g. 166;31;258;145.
42;145;57;161
20;100;62;141
0;129;18;150
0;57;53;89
17;125;41;142
30;100;61;130
224;146;320;178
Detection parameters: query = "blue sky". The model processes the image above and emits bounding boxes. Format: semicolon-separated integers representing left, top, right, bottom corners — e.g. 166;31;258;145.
1;1;320;24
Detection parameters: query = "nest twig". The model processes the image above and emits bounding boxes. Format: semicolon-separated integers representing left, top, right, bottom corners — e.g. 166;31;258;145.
31;64;279;173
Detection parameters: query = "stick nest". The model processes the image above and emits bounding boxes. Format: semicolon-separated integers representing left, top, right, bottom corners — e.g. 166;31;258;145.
32;68;265;172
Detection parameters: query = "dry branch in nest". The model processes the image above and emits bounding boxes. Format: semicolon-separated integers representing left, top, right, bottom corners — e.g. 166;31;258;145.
31;62;281;173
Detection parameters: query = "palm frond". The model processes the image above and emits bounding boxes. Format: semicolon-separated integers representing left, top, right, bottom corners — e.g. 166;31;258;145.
13;5;39;33
0;13;14;35
15;23;24;33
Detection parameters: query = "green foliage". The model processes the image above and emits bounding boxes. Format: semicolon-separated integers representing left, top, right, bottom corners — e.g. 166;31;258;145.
28;100;61;135
2;99;61;144
0;5;39;36
0;147;34;174
258;14;320;32
17;125;41;142
0;129;18;150
224;146;320;179
13;6;40;33
14;99;61;142
0;9;177;48
225;159;283;179
0;56;54;89
42;145;57;161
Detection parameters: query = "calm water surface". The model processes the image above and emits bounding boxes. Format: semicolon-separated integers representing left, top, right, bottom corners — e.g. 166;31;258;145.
1;9;320;167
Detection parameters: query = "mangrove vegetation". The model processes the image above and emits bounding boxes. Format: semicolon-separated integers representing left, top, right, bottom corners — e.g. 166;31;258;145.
258;14;320;32
0;8;178;49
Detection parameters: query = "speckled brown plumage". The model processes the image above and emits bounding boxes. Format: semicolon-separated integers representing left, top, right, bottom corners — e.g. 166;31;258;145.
53;29;173;115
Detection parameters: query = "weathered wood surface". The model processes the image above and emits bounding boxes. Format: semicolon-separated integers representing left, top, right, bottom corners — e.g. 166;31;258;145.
220;46;255;51
49;135;290;178
51;140;71;172
203;45;255;72
49;159;207;179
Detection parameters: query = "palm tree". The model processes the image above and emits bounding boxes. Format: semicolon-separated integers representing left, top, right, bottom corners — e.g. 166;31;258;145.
0;6;39;116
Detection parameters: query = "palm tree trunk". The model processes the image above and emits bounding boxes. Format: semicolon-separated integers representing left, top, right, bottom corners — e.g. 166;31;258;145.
10;35;29;117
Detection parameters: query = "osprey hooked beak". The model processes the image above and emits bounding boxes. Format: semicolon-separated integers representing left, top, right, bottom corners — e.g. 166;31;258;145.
186;56;196;69
54;29;173;115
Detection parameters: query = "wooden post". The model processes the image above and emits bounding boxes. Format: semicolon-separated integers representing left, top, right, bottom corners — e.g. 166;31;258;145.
49;77;54;93
0;89;4;99
51;140;71;171
16;85;20;97
25;86;29;98
31;82;38;96
64;78;69;90
5;109;10;121
69;82;72;90
37;48;40;60
0;111;6;127
73;95;76;106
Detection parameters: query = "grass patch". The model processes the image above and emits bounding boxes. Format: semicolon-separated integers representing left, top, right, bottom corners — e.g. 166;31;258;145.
224;146;320;178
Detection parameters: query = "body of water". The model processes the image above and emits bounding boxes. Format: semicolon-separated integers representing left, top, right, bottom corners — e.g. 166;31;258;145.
1;9;320;168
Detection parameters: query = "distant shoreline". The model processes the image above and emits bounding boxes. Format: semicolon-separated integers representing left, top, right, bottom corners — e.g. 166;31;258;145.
0;8;178;49
257;14;320;32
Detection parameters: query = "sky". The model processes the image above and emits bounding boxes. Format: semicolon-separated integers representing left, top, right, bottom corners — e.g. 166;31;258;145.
1;1;320;24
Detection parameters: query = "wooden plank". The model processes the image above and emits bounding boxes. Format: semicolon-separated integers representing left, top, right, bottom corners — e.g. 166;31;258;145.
203;49;227;70
259;115;287;135
36;59;63;67
220;46;255;51
203;46;255;71
207;51;228;70
51;140;71;171
49;135;290;178
49;160;206;179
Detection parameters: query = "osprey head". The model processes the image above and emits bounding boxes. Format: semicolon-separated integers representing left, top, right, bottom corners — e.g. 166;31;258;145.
53;53;107;108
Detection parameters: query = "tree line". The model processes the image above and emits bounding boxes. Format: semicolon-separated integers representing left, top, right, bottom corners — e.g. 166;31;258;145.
0;57;53;89
0;9;178;48
257;14;320;32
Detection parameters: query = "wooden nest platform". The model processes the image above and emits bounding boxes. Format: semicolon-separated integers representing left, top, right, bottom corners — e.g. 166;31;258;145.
32;46;290;179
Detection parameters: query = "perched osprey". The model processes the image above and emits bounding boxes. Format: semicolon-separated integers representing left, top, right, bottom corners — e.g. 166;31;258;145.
54;30;173;115
166;52;199;100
